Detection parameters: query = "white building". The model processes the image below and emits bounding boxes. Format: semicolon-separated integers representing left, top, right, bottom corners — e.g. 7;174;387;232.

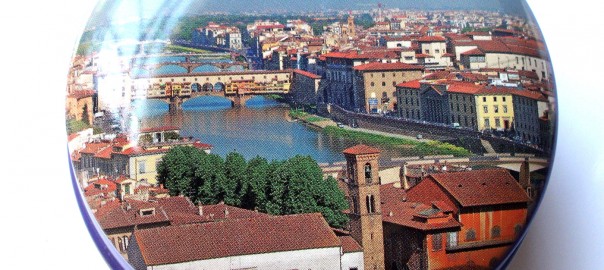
127;213;364;270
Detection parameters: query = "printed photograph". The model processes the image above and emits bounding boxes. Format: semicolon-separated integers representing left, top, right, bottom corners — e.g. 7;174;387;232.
65;0;556;269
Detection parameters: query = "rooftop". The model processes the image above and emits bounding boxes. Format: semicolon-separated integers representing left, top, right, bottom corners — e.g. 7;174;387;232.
133;213;339;266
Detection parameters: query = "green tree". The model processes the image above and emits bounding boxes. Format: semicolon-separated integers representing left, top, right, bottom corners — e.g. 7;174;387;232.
139;134;153;145
82;104;90;125
156;146;206;197
223;152;248;206
244;156;270;210
164;131;181;141
314;176;350;228
195;154;226;204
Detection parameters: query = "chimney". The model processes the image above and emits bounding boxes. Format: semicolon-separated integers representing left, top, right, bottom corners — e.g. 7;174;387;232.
224;208;229;218
519;157;531;188
400;162;410;190
198;205;203;216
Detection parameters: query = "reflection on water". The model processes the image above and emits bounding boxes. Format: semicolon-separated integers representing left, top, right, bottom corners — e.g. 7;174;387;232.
137;97;403;163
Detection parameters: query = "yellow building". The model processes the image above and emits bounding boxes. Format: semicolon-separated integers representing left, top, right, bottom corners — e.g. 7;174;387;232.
113;140;213;185
475;87;515;131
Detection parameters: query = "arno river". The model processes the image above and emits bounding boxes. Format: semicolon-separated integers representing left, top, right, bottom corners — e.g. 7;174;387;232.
135;96;404;163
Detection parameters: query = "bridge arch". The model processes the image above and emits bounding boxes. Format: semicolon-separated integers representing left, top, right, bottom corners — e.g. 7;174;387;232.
202;83;214;92
182;95;233;109
214;82;225;92
225;65;244;72
191;83;202;93
154;65;187;75
192;64;221;73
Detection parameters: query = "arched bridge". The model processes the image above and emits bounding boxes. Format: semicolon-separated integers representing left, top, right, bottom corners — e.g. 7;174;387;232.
131;70;293;111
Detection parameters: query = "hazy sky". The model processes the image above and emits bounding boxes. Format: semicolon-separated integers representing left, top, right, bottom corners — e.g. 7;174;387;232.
88;0;533;25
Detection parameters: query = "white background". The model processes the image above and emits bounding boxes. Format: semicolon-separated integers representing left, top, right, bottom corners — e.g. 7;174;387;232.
0;0;602;269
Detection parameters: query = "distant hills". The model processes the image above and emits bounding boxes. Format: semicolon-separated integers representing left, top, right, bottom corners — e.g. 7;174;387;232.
85;0;534;29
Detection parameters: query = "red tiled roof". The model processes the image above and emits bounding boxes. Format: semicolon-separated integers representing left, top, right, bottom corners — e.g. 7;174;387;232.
447;82;483;94
80;142;111;155
441;53;455;57
461;48;485;56
396;80;421;89
417;36;446;42
84;178;117;197
415;53;433;58
380;184;462;231
94;146;114;159
343;144;381;155
429;169;531;207
68;133;80;142
294;69;322;79
340;236;363;253
353;62;424;72
192;141;214;150
133;213;340;265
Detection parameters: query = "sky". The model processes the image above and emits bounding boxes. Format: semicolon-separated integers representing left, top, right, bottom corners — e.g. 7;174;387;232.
86;0;533;28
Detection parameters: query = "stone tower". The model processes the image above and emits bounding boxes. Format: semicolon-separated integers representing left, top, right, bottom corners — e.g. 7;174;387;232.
343;144;385;270
347;13;356;37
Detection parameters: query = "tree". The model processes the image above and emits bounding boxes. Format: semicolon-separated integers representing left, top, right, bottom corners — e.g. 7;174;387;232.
81;103;90;125
195;154;226;204
164;131;180;141
156;146;206;197
244;156;270;210
223;152;247;206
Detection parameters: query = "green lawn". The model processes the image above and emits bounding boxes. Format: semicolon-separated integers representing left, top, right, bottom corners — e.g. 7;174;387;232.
164;45;211;54
323;126;471;157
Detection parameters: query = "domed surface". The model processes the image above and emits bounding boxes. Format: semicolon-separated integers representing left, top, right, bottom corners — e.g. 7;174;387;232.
66;1;556;269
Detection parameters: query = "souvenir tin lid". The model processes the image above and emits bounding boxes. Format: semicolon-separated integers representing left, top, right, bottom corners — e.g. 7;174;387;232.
66;1;557;269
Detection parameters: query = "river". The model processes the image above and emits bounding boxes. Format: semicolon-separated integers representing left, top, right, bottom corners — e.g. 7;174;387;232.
134;96;404;163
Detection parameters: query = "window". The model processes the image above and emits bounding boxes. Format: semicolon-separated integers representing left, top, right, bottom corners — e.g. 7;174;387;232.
364;163;372;182
483;97;487;102
366;195;376;213
392;81;396;86
493;97;497;102
138;161;146;173
371;82;375;87
483;105;488;113
484;118;490;128
493;105;499;113
491;226;501;238
425;49;430;54
352;196;359;214
382;73;385;78
447;232;458;248
470;106;474;113
435;49;440;54
466;229;476;241
432;233;443;251
502;97;506;102
464;104;467;112
503;105;508;113
382;82;386;86
495;118;501;127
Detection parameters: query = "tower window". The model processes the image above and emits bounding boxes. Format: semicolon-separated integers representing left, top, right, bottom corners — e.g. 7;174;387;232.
364;163;372;183
366;194;376;213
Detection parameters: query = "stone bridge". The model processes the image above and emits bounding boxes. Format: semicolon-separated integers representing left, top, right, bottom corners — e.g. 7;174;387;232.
131;70;293;111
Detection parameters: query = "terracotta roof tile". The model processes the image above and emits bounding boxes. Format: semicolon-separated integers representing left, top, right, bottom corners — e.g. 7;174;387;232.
353;62;424;72
380;184;462;231
343;144;381;155
294;69;322;79
133;213;340;266
417;36;446;42
428;169;531;207
340;236;363;253
396;80;421;89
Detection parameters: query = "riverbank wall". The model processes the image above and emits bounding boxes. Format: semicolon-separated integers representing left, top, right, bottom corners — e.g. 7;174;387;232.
325;104;547;157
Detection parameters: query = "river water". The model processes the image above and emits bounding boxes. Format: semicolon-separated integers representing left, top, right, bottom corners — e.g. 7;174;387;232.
135;97;403;163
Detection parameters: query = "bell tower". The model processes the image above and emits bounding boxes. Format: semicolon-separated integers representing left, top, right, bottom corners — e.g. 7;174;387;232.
343;144;385;270
347;12;356;37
